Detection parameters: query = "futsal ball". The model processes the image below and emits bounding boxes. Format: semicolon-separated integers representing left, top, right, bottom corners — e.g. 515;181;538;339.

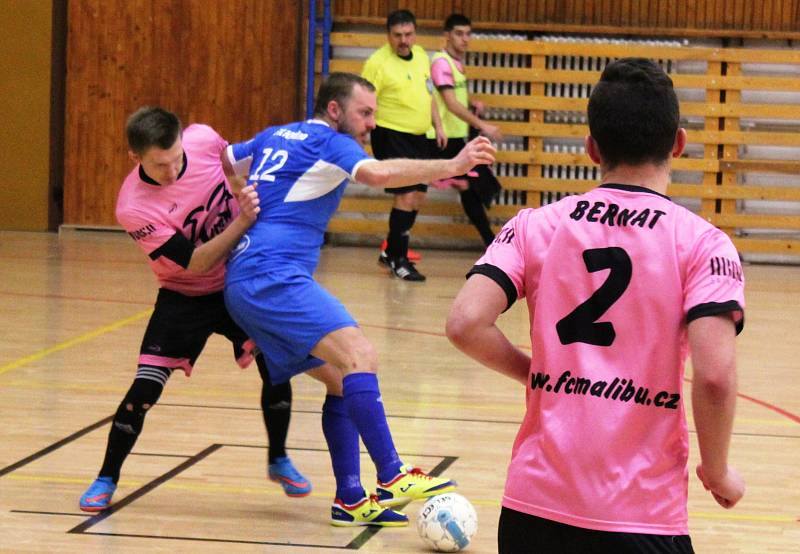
416;493;478;552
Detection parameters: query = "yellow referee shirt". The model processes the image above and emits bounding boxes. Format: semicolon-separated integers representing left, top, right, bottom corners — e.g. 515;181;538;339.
361;44;432;135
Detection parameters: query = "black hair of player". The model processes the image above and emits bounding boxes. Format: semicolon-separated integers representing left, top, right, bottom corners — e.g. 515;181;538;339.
587;58;680;170
126;107;182;155
313;72;376;117
387;9;416;30
444;13;471;31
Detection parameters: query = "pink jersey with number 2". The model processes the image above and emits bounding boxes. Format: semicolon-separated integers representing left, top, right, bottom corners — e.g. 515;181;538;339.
474;183;744;535
116;124;236;296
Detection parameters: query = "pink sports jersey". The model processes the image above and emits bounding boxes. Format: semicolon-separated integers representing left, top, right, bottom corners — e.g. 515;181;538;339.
430;53;464;87
474;183;744;535
116;124;236;296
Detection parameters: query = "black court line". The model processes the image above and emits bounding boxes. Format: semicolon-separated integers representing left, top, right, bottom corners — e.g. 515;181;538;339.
3;407;462;549
160;403;800;440
79;532;346;549
224;443;455;461
152;404;800;440
350;411;521;427
68;443;222;534
62;444;458;550
159;402;523;426
0;415;113;477
225;444;331;451
158;402;260;412
11;510;89;517
345;455;459;550
129;452;192;458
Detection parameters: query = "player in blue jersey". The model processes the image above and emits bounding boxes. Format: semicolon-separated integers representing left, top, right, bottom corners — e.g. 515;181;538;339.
221;72;495;527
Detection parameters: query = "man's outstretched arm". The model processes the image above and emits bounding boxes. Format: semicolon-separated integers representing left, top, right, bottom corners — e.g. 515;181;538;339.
356;136;495;188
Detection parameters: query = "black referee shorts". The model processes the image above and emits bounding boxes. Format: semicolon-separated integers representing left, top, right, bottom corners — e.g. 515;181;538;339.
429;136;467;160
369;125;431;194
429;136;501;206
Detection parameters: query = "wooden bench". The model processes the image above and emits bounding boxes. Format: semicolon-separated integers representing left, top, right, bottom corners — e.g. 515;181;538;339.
324;32;800;258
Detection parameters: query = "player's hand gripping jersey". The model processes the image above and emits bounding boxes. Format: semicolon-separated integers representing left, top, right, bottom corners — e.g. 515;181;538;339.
116;124;236;296
224;120;373;280
472;183;745;535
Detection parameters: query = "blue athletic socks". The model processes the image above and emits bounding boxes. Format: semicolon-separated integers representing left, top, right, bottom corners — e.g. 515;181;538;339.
322;395;363;504
342;372;403;484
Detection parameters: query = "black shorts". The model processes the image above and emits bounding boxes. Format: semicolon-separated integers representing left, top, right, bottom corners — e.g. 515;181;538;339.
429;136;501;206
370;125;430;194
138;288;250;376
429;136;467;161
498;507;694;554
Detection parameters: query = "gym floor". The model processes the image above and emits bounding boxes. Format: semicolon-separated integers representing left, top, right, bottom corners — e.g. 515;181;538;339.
0;231;797;553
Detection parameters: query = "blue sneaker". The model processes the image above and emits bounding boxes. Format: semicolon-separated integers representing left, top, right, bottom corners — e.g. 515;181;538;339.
331;492;408;527
268;456;311;497
79;476;117;512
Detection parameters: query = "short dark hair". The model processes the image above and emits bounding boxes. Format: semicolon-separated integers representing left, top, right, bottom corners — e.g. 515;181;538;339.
387;9;415;30
587;58;680;169
313;72;376;118
444;13;471;31
125;107;182;155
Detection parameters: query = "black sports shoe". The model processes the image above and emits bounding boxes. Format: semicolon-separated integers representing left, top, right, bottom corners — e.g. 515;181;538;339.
378;250;389;266
388;257;426;282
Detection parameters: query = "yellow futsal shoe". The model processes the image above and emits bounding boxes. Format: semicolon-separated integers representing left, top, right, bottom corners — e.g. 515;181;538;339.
331;492;408;527
375;464;457;507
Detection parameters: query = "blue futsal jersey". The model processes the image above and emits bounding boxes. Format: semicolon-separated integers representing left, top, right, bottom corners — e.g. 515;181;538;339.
223;119;373;382
225;119;373;280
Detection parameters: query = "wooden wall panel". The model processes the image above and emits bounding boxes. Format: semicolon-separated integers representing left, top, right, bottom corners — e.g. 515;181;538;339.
64;0;304;227
326;33;800;257
0;1;52;231
333;0;800;37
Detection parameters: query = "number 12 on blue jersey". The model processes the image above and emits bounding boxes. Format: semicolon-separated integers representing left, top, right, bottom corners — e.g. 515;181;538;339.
249;148;289;182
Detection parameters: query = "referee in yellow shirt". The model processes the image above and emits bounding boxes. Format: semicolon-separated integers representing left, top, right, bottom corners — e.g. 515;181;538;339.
362;9;433;282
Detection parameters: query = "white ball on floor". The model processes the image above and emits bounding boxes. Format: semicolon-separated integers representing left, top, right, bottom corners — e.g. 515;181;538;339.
416;493;478;552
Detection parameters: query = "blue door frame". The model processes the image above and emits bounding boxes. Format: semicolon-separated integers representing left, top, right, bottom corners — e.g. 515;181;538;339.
306;0;332;118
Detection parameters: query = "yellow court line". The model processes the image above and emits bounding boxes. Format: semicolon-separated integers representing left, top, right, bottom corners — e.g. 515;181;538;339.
0;378;523;415
4;376;797;425
0;308;153;377
1;379;793;427
688;510;797;524
4;475;797;524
